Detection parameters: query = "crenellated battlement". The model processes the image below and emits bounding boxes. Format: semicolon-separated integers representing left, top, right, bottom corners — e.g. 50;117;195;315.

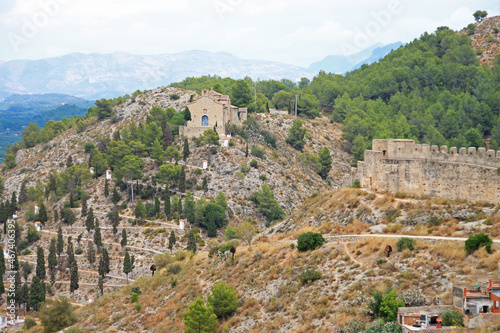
370;139;500;169
354;139;500;204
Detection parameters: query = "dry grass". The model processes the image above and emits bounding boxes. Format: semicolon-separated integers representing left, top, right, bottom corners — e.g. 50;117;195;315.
430;242;467;262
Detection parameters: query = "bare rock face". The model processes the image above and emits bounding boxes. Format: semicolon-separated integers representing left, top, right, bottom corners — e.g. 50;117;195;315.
461;15;500;66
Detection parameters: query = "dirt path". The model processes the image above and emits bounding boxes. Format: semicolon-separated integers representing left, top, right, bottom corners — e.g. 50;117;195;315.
343;242;362;265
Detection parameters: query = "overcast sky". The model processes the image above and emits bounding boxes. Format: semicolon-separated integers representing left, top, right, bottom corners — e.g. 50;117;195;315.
0;0;499;67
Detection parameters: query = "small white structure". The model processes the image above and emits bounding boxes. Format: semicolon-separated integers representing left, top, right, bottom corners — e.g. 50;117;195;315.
12;211;18;219
88;296;95;303
3;248;8;259
179;219;185;230
202;160;208;170
34;205;39;215
34;222;41;232
223;137;229;148
89;167;95;175
106;169;112;180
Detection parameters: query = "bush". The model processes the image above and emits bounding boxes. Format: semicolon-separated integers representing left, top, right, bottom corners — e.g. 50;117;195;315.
465;233;492;254
351;179;361;188
134;303;142;312
130;292;138;303
207;282;238;319
297;232;325;251
195;168;202;175
396;237;415;251
169;94;180;100
259;174;267;181
167;263;181;275
171;278;177;287
467;23;476;36
39;297;77;333
131;286;142;295
83;142;95;153
240;162;250;174
64;328;82;333
428;215;442;226
263;132;277;148
441;310;464;327
250;159;258;168
299;269;321;284
74;248;83;255
251;146;266;159
23;316;37;330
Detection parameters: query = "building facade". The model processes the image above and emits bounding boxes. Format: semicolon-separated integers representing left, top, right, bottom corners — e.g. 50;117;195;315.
179;89;247;138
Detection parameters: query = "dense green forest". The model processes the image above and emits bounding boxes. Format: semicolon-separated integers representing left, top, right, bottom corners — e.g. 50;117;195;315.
172;27;500;164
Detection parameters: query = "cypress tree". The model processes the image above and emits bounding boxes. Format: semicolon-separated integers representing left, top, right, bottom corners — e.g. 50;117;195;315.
121;229;127;248
66;238;74;269
0;273;4;296
103;248;110;275
66;155;73;168
56;226;64;257
69;192;74;208
154;197;160;217
98;275;104;295
94;220;102;249
168;231;176;254
10;191;17;214
36;246;46;282
183;138;190;162
18;179;27;205
53;209;59;222
29;276;45;311
48;238;57;273
104;178;109;198
87;241;96;268
111;188;121;205
70;260;79;299
164;189;171;217
123;251;131;282
187;232;197;253
38;203;48;225
19;282;29;312
0;245;5;277
81;197;88;218
85;208;95;233
179;167;186;193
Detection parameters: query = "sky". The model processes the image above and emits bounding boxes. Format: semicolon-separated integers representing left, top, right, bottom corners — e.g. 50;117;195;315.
0;0;499;67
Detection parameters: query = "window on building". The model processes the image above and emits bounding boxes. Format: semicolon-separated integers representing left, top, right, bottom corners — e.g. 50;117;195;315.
203;108;207;114
202;115;208;126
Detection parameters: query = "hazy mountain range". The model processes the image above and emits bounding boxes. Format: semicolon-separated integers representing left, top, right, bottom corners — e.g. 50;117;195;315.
0;43;402;100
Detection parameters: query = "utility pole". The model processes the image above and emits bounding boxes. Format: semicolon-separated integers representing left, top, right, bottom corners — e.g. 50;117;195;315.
295;95;298;118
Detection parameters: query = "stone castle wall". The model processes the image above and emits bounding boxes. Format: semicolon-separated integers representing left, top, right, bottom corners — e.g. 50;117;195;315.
355;139;500;203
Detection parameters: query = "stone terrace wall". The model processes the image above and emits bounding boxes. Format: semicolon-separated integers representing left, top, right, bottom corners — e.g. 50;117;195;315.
355;139;500;204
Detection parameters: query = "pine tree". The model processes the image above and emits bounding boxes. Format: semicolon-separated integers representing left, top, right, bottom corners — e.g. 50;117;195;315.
94;220;102;249
87;242;96;268
286;119;306;151
56;226;64;257
38;203;48;225
70;260;79;298
81;197;88;218
183;138;190;162
121;229;127;248
163;123;173;149
179;167;186;193
104;178;109;198
111;188;121;205
184;297;217;333
152;138;165;165
168;231;176;254
123;251;132;282
36;246;46;282
29;276;45;311
85;208;95;234
164;189;171;217
48;238;57;272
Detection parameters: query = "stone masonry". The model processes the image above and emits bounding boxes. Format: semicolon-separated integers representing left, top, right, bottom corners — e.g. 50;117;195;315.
354;139;500;204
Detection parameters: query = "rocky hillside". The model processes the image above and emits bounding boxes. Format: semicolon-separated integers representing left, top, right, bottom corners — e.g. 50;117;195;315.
462;15;500;66
66;189;500;332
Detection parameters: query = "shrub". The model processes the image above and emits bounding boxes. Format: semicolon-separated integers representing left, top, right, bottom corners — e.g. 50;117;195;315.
171;278;177;287
168;263;181;275
428;215;442;226
240;162;250;174
290;243;295;249
396;237;415;251
441;310;464;327
169;94;180;100
299;269;321;284
351;179;361;188
208;282;238;319
259;174;267;181
83;142;95;153
250;159;258;168
251;146;266;159
23;317;37;330
39;297;77;333
263;132;277;148
297;232;325;251
64;328;82;333
130;292;138;303
465;233;492;254
131;286;142;295
195;168;202;175
134;303;142;312
466;23;476;35
74;248;83;255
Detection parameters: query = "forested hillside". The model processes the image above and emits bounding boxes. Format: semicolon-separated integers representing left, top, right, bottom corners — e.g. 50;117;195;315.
173;21;500;165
